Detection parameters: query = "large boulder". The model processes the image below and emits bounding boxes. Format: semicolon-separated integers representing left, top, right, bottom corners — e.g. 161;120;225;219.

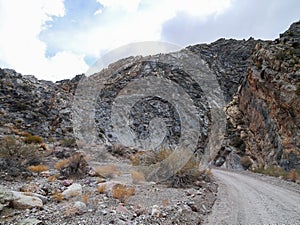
11;191;43;209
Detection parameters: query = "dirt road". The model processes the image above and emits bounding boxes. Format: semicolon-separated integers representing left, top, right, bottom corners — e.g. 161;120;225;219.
205;169;300;225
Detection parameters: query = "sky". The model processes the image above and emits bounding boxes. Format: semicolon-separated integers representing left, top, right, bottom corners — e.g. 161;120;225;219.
0;0;299;81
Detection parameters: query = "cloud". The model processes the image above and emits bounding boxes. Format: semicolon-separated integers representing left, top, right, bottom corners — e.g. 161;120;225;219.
0;0;88;81
97;0;141;13
161;0;300;45
40;0;232;62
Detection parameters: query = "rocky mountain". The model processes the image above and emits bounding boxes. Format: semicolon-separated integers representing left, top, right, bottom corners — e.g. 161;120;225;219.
0;21;299;173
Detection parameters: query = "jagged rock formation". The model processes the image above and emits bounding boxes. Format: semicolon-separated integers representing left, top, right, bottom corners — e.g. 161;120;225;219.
0;68;82;140
220;21;300;171
0;21;299;172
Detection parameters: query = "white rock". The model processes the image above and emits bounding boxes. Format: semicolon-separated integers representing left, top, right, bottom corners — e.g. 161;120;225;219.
151;205;160;217
73;201;87;215
62;183;82;199
12;191;43;209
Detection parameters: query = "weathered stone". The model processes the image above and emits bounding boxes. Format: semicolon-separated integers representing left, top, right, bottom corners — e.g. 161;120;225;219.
12;191;43;209
62;183;82;199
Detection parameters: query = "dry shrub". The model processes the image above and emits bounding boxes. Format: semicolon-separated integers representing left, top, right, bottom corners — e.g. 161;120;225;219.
55;152;88;178
81;192;91;204
240;156;253;169
130;147;201;188
206;168;212;176
162;198;170;207
28;165;48;173
24;134;43;144
94;164;121;178
52;192;63;202
131;170;145;184
97;184;106;194
286;169;300;182
48;174;60;182
64;205;78;217
55;159;70;170
112;184;135;202
0;136;41;177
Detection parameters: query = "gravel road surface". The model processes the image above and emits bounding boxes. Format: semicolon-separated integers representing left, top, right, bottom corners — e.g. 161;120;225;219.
205;169;300;225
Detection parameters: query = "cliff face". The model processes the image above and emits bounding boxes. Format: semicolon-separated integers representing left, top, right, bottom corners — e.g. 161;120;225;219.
220;21;300;171
242;22;300;170
0;21;299;172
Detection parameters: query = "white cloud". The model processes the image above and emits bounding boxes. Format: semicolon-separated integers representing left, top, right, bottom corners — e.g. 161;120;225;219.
97;0;141;13
81;0;232;57
0;0;88;81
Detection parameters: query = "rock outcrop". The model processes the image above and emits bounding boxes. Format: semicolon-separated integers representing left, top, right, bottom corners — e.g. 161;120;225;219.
220;21;300;170
0;68;82;140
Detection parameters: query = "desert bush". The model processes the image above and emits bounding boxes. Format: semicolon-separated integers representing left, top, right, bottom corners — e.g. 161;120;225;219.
130;147;201;188
24;134;43;144
81;192;91;204
131;170;146;184
0;136;41;176
112;184;135;202
286;169;300;182
97;184;106;194
94;164;121;178
240;156;253;169
47;174;60;182
55;152;88;178
28;165;48;173
51;191;63;202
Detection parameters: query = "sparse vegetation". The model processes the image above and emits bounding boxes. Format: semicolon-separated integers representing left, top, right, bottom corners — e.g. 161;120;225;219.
47;174;60;182
0;136;41;176
286;169;300;182
23;134;43;144
94;164;121;178
253;166;300;183
97;184;106;194
112;184;135;202
52;192;63;202
27;165;48;173
130;147;202;187
131;170;146;184
55;152;88;178
81;192;91;204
